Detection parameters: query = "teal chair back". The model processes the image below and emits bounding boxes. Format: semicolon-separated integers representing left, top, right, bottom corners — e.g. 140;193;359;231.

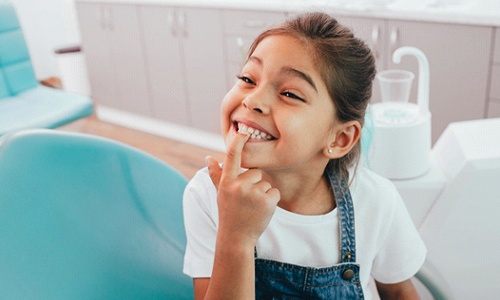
0;0;38;97
0;129;193;299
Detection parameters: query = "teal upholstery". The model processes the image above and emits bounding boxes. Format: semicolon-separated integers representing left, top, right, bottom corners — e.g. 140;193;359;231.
0;0;93;135
0;1;37;95
0;85;93;134
0;129;194;299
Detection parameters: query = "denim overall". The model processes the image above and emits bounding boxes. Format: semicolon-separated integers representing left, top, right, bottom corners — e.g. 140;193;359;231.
255;171;364;299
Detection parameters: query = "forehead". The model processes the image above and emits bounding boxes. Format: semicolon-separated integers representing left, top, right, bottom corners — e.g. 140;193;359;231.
251;35;317;70
249;35;327;91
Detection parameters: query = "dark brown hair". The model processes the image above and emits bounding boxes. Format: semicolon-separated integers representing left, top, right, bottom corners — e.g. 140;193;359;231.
247;12;376;180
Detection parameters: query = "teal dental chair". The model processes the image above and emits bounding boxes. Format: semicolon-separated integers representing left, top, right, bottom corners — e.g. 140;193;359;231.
0;129;193;299
0;1;93;136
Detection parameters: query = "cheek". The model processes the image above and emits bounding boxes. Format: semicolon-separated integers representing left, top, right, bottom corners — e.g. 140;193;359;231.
280;109;335;147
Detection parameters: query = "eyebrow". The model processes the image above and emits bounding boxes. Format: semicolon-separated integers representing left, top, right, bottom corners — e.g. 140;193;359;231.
247;56;318;92
282;67;317;92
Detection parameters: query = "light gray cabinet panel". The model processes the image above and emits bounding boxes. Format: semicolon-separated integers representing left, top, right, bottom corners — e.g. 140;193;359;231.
76;2;117;108
139;6;190;126
494;28;500;63
140;6;225;133
182;8;226;133
77;2;152;116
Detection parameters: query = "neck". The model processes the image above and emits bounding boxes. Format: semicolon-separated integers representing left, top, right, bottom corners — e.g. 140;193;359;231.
263;166;335;216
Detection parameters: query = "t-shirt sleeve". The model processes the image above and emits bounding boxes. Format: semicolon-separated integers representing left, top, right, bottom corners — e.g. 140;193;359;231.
370;187;427;284
182;168;218;278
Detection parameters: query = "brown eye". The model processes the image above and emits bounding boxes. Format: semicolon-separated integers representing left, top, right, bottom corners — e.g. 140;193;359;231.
281;91;304;102
236;75;255;85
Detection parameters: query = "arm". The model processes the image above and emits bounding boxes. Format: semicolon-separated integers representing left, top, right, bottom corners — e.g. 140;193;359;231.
196;131;280;299
193;238;255;300
194;278;210;299
376;279;420;300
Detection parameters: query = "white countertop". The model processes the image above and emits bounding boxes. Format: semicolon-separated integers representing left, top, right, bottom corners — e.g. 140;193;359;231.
75;0;500;27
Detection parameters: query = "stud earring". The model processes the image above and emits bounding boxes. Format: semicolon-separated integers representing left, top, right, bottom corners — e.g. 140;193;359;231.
328;149;333;154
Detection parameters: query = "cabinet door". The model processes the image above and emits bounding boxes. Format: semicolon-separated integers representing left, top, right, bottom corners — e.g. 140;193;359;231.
335;16;387;103
76;3;152;115
139;6;189;126
386;20;492;143
487;28;500;118
223;10;287;90
181;8;227;133
76;2;117;108
106;4;152;116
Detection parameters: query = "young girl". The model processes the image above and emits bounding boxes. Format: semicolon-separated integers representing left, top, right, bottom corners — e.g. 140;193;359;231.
183;12;426;299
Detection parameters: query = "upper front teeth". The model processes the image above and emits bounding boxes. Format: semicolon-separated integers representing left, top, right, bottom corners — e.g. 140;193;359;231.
238;123;273;140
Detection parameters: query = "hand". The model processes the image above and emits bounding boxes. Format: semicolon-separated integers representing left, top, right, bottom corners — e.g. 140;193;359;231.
207;131;280;247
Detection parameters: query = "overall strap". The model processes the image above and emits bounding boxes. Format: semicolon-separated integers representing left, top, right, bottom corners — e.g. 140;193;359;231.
327;171;357;263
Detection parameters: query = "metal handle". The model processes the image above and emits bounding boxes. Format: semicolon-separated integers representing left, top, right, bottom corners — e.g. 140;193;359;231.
236;37;247;63
99;5;112;30
178;12;187;37
390;27;399;55
371;25;380;60
98;5;106;29
168;11;176;36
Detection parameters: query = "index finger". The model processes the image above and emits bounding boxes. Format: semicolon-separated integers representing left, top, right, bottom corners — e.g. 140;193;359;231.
222;131;250;179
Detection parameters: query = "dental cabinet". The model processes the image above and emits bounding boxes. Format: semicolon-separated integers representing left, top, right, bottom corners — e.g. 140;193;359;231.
139;6;226;133
76;3;151;116
336;16;492;143
76;2;227;133
76;0;499;141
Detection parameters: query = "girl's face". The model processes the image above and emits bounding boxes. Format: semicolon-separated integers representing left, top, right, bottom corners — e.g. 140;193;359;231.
221;34;340;171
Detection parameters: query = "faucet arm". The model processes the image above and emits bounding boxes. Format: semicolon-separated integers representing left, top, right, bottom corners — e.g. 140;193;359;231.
393;47;430;114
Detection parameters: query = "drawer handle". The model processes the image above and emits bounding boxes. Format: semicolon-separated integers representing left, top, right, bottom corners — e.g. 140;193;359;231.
168;11;176;36
390;27;399;55
178;12;188;37
371;25;380;60
236;37;247;62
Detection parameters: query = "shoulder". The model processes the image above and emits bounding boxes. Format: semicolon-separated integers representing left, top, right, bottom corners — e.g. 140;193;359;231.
349;166;401;208
184;167;217;201
351;167;427;283
349;166;406;239
185;167;214;191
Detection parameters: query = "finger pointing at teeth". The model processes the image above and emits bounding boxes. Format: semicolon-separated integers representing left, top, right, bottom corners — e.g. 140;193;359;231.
223;130;251;181
207;129;280;246
207;130;250;189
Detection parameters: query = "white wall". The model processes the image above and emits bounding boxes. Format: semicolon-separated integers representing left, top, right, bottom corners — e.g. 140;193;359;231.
10;0;80;79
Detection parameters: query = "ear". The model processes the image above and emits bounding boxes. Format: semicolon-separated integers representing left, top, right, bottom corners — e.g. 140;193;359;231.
324;121;361;159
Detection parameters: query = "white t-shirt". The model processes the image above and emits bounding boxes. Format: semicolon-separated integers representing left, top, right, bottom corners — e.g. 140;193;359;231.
182;166;427;299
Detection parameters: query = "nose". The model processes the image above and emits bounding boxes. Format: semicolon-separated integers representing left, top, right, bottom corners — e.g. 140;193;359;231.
242;90;271;114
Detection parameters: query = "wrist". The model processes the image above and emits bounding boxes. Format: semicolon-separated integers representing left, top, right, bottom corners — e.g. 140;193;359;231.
216;229;256;255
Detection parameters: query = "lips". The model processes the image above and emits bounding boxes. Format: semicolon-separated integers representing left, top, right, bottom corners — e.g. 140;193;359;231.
235;121;275;140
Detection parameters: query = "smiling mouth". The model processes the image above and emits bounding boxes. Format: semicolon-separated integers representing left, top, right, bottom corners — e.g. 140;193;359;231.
235;122;275;140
